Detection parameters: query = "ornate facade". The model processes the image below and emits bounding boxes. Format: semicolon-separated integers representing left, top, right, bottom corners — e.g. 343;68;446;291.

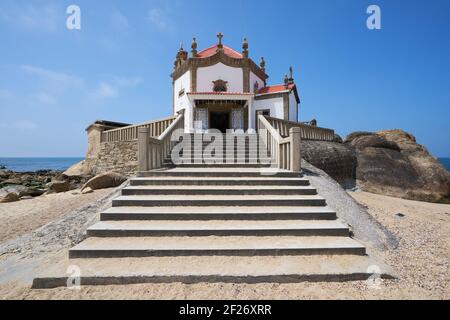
172;34;300;133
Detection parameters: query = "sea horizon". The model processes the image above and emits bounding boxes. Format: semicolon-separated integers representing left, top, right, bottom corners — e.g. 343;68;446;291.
0;157;84;173
1;156;449;173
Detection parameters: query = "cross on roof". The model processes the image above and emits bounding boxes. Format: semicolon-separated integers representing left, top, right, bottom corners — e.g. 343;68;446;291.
217;32;224;46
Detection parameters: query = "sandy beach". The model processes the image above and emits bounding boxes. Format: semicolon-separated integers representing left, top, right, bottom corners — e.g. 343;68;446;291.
0;190;448;300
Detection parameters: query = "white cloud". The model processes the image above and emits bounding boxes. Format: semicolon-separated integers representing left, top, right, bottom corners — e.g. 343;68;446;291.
95;82;119;99
0;4;60;32
148;8;175;33
12;120;37;130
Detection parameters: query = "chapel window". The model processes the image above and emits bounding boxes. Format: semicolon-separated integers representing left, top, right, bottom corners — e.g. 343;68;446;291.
213;79;228;92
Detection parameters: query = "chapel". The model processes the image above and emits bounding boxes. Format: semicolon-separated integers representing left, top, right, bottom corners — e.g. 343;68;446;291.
172;33;300;133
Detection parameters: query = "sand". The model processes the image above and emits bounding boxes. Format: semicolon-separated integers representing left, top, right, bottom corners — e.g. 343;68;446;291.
0;189;113;243
0;191;448;300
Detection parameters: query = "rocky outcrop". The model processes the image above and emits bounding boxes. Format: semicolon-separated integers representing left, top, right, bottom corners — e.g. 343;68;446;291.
46;181;71;193
0;189;20;203
301;141;357;189
81;172;127;192
64;160;92;177
346;129;450;203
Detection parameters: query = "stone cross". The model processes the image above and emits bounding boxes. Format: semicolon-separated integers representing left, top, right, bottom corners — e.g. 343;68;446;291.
217;32;224;46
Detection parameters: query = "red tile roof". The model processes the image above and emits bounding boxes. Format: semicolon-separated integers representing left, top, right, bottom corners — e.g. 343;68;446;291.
187;92;254;96
197;45;243;59
257;84;295;94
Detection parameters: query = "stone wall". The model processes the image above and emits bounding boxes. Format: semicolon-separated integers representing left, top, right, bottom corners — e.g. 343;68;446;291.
301;140;357;189
87;140;138;175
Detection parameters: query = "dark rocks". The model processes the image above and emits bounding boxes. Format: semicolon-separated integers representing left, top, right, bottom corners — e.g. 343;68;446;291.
81;172;127;192
301;141;357;189
345;129;450;203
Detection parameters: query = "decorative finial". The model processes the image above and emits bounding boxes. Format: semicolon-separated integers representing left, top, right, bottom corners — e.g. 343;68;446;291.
179;42;184;51
260;57;266;72
288;66;294;84
284;74;289;86
191;37;197;57
242;37;249;58
217;32;224;49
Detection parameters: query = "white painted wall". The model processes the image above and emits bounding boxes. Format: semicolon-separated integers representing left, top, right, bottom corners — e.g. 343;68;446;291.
249;71;265;93
289;92;298;121
173;70;193;131
197;63;243;92
252;97;285;128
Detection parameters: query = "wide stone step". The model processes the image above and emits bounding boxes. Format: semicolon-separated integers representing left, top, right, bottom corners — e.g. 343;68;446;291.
33;255;395;289
121;186;318;196
112;195;327;207
87;220;349;237
68;236;366;258
130;177;310;186
136;168;301;177
101;206;337;221
173;163;270;168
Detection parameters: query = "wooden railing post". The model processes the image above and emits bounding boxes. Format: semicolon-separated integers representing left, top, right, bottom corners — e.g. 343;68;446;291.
138;127;149;171
290;127;302;172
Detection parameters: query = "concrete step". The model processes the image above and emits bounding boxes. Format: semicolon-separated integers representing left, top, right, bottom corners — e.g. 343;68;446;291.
136;168;300;177
68;236;366;258
33;254;395;289
129;177;310;186
112;195;327;207
172;163;272;168
87;220;349;237
100;206;337;221
121;186;318;196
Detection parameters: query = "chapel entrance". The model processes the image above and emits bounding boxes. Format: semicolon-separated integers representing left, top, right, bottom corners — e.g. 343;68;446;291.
210;112;230;133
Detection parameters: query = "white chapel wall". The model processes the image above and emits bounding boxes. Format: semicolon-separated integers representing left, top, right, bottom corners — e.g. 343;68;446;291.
253;97;285;128
173;70;193;130
289;91;298;121
249;71;265;93
197;63;243;92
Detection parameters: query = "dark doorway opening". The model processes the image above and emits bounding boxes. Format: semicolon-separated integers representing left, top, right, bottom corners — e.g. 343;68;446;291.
210;112;229;133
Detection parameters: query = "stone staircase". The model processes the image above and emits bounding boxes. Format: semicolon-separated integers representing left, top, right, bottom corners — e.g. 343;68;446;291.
164;133;271;167
32;135;393;288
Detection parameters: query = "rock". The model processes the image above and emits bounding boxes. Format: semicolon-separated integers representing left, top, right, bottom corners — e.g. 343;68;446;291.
46;180;71;193
301;140;357;189
64;160;91;177
344;131;374;143
81;172;127;192
2;178;22;185
349;135;400;151
396;213;406;218
333;134;343;143
20;196;34;200
0;190;20;203
81;186;94;194
2;185;33;197
0;169;12;179
346;129;450;203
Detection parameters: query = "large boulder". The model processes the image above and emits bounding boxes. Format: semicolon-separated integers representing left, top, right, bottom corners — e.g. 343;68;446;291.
346;129;450;203
46;180;71;193
81;172;127;192
0;189;20;203
301;141;357;189
64;160;91;177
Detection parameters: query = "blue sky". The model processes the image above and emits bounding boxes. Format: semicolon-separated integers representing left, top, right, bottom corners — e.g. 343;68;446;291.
0;0;449;157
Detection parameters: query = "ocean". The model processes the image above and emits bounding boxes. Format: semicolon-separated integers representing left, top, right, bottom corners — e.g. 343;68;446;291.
438;158;450;172
0;158;83;173
1;157;449;173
